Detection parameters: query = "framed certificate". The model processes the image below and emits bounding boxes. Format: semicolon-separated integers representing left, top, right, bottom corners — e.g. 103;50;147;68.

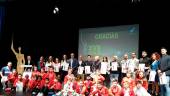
85;66;91;74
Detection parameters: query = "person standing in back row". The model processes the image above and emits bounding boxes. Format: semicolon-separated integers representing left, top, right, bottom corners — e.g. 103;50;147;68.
158;47;170;96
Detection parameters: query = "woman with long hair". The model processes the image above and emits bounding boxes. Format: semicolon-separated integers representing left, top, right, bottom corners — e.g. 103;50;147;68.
148;52;160;96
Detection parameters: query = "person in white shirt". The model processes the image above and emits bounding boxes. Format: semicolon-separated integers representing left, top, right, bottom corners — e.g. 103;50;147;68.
129;52;139;79
53;58;61;78
134;80;151;96
121;54;130;78
45;56;54;72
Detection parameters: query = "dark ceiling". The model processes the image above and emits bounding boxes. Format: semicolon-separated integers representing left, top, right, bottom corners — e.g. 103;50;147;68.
0;0;170;67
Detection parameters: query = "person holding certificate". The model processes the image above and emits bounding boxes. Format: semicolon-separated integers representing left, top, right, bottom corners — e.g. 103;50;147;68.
121;54;130;79
68;53;79;76
158;47;170;96
53;58;61;77
110;56;120;86
139;51;151;77
84;55;93;77
77;55;85;80
92;56;101;73
101;56;110;87
129;52;139;79
61;54;69;81
45;56;54;72
25;55;34;72
148;52;160;95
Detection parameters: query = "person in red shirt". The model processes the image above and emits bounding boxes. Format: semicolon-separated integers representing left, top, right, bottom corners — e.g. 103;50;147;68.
42;78;50;96
28;76;38;91
121;71;135;89
62;74;78;96
109;79;121;96
90;81;109;96
23;74;30;93
135;71;148;90
76;80;87;96
120;81;135;96
34;76;44;92
7;69;18;88
46;66;56;83
31;66;40;78
84;75;93;95
39;67;47;80
49;77;62;93
64;68;73;84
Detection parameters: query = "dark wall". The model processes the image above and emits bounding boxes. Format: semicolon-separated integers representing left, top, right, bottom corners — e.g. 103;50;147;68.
0;0;169;68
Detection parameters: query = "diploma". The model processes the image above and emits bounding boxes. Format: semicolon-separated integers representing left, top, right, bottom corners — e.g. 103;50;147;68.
78;66;84;74
159;72;167;85
122;64;127;73
63;63;69;71
149;70;156;81
111;62;118;71
54;65;60;72
22;72;32;79
128;65;135;72
138;63;145;72
85;66;91;74
100;62;107;74
24;65;32;68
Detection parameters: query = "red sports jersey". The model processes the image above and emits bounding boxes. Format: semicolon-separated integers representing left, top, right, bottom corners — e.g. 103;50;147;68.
109;85;121;96
120;88;135;96
135;78;148;90
121;77;135;89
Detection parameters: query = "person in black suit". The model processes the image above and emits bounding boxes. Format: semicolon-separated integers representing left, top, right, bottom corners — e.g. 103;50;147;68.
25;55;34;71
68;53;79;76
77;55;86;80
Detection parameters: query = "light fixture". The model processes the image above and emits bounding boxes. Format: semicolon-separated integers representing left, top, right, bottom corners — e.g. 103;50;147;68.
53;6;59;14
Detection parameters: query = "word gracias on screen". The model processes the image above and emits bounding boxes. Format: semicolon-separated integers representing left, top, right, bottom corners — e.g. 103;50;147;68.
94;32;119;40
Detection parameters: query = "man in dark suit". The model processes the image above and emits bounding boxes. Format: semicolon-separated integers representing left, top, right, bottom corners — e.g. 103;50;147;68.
25;55;34;71
68;53;79;76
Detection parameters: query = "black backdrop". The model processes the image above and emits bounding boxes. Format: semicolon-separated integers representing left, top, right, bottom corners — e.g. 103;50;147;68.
0;0;169;68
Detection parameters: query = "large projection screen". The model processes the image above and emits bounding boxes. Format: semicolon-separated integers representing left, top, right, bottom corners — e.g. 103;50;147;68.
79;24;139;59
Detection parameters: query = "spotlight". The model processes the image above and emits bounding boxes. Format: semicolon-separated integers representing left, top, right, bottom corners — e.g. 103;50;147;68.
53;7;59;14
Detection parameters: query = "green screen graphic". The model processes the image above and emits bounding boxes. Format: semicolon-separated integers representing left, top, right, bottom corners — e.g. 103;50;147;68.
79;24;139;59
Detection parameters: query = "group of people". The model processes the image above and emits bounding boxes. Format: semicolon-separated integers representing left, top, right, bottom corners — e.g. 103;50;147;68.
0;46;170;96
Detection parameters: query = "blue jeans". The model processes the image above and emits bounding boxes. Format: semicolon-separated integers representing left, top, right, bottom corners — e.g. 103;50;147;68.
165;76;170;96
160;84;166;96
